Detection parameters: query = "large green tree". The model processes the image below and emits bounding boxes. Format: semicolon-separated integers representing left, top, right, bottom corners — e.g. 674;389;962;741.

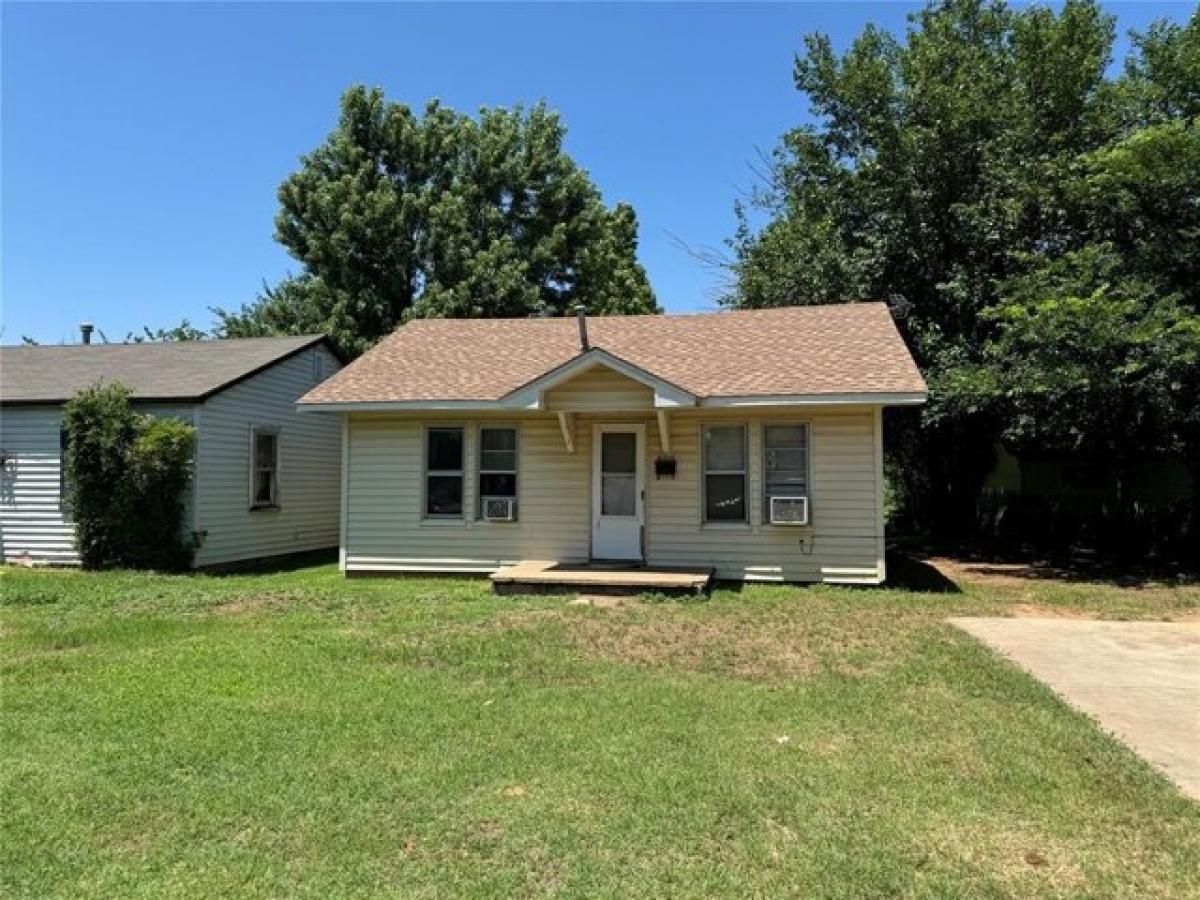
728;0;1198;539
218;87;657;357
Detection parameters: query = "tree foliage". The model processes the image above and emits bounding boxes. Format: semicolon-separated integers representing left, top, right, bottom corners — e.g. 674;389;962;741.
217;87;657;357
63;384;199;571
127;320;210;343
728;0;1199;539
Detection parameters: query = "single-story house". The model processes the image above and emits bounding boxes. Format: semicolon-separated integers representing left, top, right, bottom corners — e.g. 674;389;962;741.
0;334;343;567
298;303;927;585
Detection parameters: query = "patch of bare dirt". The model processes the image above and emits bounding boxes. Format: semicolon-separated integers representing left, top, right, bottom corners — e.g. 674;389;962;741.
567;594;627;608
212;592;300;615
925;557;1052;587
1003;602;1199;622
1009;604;1099;620
924;556;1194;592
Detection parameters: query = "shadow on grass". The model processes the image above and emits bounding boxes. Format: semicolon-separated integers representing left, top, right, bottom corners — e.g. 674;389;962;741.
883;551;962;593
200;547;338;577
907;544;1198;589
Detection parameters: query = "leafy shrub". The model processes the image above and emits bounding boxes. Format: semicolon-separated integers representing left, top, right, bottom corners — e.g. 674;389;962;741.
62;384;141;568
125;419;198;570
63;383;199;570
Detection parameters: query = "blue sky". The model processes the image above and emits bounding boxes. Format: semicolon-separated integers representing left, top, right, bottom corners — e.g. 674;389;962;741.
2;2;1191;344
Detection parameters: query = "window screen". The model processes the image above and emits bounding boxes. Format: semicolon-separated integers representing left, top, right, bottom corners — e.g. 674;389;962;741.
250;428;280;509
425;427;464;517
763;424;809;522
703;425;746;522
478;426;517;518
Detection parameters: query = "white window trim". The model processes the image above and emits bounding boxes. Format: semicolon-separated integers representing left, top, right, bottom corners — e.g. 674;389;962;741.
761;421;813;526
422;424;466;521
476;424;519;522
700;422;748;525
248;424;281;511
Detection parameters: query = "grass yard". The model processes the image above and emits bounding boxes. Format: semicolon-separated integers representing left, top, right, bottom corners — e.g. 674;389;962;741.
2;560;1198;898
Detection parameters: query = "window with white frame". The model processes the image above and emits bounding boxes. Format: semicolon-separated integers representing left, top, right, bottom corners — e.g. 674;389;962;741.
250;427;280;509
702;424;747;522
425;427;464;517
478;426;518;519
763;423;810;522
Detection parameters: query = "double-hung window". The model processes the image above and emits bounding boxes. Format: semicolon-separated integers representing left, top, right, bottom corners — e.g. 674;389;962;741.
425;427;464;517
702;424;747;522
478;426;518;519
250;427;280;510
763;424;810;522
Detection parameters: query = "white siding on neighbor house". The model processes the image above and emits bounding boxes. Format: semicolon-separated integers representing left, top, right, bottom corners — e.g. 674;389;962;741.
0;403;196;565
342;368;888;583
192;344;342;567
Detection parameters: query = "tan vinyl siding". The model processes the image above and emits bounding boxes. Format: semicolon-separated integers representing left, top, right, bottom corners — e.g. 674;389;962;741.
345;413;590;572
0;403;196;566
645;408;883;583
192;345;342;567
544;365;655;411
342;408;886;584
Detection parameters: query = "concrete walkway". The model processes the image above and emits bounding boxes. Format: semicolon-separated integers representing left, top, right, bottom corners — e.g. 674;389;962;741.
950;617;1200;801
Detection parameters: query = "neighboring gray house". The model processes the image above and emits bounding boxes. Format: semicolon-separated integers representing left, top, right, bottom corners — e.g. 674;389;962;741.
0;335;343;567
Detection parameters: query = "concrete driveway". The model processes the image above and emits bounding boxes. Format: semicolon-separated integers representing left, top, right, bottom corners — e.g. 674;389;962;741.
950;617;1200;801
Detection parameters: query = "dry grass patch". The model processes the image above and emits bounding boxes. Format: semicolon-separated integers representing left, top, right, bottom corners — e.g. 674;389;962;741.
561;605;817;680
924;820;1088;893
557;601;923;682
211;591;306;616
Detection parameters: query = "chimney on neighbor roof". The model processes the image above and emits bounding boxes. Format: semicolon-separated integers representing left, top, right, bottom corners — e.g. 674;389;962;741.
79;322;94;345
575;305;589;352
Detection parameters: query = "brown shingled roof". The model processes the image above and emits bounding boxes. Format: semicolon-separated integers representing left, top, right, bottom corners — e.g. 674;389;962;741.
299;303;926;406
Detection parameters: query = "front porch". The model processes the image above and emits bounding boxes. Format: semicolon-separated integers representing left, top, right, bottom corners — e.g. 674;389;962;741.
490;560;714;597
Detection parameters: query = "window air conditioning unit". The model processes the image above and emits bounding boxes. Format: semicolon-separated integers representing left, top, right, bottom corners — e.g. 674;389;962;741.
482;497;516;521
769;496;809;525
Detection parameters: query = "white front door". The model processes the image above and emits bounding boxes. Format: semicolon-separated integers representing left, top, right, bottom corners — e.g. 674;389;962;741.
591;424;645;560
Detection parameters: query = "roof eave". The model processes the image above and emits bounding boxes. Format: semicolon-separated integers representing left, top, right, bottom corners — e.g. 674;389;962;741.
0;395;207;407
700;391;927;408
296;389;928;414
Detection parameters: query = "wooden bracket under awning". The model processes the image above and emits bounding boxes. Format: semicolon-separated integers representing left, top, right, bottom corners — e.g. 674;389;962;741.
656;409;671;454
556;411;575;453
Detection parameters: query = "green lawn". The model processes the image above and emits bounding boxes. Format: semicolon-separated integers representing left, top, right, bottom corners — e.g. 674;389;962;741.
2;562;1198;898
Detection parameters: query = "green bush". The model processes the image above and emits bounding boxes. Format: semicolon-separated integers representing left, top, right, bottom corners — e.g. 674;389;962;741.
62;383;199;571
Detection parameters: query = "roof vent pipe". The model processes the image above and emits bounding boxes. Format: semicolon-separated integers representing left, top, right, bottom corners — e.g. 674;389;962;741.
80;322;94;345
575;305;589;352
